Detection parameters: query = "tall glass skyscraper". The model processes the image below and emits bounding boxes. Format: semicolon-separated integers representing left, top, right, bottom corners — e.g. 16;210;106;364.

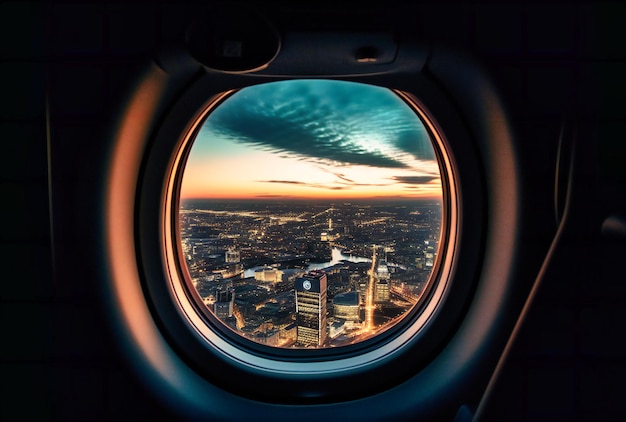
295;271;327;347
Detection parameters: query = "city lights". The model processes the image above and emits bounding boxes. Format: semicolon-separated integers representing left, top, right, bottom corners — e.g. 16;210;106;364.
178;80;443;348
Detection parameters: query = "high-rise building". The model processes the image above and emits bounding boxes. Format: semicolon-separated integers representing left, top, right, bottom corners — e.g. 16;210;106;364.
375;280;390;302
213;288;234;320
357;280;368;305
225;248;240;263
377;260;390;280
295;271;328;347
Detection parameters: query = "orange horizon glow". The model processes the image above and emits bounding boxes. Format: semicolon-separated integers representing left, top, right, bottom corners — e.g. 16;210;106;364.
180;194;444;201
180;182;443;201
180;146;443;200
179;80;444;203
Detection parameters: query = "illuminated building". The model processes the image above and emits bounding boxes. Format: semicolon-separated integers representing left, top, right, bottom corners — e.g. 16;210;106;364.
320;217;339;242
295;271;327;347
375;280;390;302
225;248;240;263
424;241;436;267
357;280;368;305
213;289;234;319
254;267;283;283
333;291;360;321
425;251;435;267
375;259;390;302
279;323;297;344
329;320;345;339
377;260;390;280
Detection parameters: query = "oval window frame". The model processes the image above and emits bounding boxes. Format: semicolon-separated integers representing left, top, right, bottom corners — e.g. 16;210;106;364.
167;81;455;359
126;69;486;403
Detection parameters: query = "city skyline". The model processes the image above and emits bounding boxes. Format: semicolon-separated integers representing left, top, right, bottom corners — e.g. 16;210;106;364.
180;79;442;200
180;199;441;348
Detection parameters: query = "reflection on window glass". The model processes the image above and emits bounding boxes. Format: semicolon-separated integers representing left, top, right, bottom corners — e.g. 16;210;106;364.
179;80;443;349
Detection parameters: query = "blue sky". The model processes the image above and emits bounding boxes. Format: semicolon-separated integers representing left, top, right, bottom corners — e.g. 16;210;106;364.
181;79;442;199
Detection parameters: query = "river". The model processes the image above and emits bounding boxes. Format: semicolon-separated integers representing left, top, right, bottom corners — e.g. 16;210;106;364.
243;247;371;277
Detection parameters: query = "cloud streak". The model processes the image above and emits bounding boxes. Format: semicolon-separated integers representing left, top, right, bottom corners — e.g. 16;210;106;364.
391;175;439;185
260;179;351;191
203;80;435;169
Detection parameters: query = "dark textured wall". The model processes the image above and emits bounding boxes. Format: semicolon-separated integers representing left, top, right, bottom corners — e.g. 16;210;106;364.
1;1;624;420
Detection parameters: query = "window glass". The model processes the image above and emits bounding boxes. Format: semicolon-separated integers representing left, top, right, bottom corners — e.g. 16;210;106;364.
179;80;443;349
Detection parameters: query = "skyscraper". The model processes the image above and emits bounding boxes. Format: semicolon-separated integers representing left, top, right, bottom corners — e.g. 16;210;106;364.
213;288;234;320
295;271;328;347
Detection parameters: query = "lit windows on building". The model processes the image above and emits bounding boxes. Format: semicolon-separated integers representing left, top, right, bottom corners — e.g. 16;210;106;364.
376;259;391;302
225;248;240;263
375;280;390;302
333;291;360;322
295;271;328;347
254;267;283;283
357;280;368;305
213;289;234;319
377;260;390;280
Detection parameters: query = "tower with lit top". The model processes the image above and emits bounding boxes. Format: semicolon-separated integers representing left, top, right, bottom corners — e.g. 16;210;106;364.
295;271;327;347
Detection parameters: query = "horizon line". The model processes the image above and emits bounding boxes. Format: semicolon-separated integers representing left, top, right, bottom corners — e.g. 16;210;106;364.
180;195;443;201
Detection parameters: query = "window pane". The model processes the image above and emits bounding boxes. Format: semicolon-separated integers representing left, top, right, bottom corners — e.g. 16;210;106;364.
179;80;443;349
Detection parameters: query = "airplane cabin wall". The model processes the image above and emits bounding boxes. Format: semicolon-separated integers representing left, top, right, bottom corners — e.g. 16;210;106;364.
1;1;625;420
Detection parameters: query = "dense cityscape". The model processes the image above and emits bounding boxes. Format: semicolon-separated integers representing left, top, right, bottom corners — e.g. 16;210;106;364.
180;199;442;348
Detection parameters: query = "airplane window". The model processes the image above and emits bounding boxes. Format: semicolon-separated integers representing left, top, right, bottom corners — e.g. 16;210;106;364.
106;39;506;409
173;79;449;351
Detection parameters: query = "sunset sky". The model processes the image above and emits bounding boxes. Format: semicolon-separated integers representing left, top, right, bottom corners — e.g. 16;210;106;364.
180;80;442;200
